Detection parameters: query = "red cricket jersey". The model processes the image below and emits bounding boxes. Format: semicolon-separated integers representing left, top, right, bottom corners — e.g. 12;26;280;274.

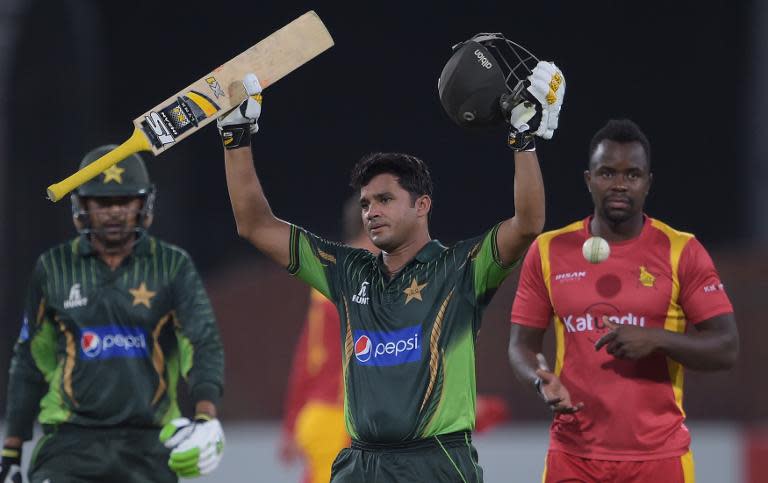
511;216;733;460
282;289;345;437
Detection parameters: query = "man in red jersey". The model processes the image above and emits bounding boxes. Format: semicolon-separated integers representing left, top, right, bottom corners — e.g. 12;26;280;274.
508;119;739;483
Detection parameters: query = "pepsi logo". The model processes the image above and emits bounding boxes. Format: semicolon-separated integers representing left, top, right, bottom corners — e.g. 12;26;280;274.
354;335;372;363
81;331;101;357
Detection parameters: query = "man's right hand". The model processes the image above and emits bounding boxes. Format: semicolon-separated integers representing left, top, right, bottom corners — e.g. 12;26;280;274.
0;446;22;483
217;73;263;150
535;353;583;414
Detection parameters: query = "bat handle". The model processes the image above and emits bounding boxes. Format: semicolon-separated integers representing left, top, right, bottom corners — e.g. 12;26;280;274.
46;128;151;202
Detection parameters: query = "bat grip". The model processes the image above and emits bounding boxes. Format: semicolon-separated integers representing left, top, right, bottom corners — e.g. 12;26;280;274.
46;128;151;202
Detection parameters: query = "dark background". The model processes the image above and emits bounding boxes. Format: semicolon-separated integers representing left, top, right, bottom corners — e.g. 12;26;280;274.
1;0;765;422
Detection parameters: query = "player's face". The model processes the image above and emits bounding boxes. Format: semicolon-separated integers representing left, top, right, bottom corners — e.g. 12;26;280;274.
85;197;143;248
584;140;652;224
360;174;429;252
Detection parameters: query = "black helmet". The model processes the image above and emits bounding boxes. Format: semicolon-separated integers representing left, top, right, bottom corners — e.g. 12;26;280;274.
71;145;156;235
438;33;539;128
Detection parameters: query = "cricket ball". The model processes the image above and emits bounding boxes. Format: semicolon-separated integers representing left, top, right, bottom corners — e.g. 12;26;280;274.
582;236;610;264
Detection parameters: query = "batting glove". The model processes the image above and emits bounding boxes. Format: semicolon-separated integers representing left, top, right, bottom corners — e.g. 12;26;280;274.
217;73;263;150
0;447;22;483
525;61;565;139
160;416;225;478
507;61;565;150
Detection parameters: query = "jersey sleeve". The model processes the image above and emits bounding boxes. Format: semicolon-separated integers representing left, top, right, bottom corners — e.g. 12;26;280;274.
510;239;553;329
287;225;359;303
677;237;734;325
172;251;225;406
4;258;56;440
468;223;519;307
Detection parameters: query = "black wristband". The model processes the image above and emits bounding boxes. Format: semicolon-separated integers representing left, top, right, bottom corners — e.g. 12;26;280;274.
508;130;536;152
1;446;21;465
194;413;214;423
220;124;253;150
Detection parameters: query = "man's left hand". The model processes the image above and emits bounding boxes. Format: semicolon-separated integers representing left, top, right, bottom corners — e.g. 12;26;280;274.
594;318;660;359
160;417;225;478
525;61;565;140
507;61;565;150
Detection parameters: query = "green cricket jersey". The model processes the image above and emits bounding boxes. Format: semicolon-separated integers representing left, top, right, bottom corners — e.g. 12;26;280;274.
4;235;224;440
287;224;515;443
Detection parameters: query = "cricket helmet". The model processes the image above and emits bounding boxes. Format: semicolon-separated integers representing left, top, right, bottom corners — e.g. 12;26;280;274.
71;145;156;233
438;33;539;128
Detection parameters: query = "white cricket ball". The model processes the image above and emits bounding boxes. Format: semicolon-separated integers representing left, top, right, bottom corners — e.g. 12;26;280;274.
582;236;610;264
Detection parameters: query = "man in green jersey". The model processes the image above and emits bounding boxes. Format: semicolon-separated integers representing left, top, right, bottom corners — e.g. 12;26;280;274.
0;148;225;483
217;60;564;482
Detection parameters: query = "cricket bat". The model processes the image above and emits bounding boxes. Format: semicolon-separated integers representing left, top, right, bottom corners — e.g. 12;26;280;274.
46;10;333;202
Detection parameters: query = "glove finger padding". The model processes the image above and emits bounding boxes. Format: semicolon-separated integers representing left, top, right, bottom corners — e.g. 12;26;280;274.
242;73;263;96
524;61;565;139
160;418;194;449
167;419;225;477
509;101;537;133
217;73;263;149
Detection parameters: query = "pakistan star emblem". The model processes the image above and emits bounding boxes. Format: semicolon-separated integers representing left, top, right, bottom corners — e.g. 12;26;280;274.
129;282;156;308
102;165;125;184
403;277;428;304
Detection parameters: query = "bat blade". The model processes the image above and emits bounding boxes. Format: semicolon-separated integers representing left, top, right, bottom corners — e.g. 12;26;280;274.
135;10;333;154
46;10;333;202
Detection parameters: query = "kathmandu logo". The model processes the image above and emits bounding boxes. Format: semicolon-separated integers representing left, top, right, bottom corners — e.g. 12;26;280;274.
703;282;725;293
79;326;149;360
563;312;646;334
63;283;88;309
354;335;373;362
352;281;370;305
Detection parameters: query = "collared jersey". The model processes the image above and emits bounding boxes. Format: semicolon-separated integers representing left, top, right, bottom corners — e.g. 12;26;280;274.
4;236;224;440
511;216;733;460
287;224;515;443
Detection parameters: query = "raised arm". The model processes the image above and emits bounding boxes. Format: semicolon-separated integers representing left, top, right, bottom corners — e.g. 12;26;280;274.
496;150;545;265
218;74;291;268
496;61;565;266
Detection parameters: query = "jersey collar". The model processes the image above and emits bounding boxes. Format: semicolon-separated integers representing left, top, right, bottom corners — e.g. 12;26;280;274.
74;234;153;258
414;239;446;263
376;239;446;277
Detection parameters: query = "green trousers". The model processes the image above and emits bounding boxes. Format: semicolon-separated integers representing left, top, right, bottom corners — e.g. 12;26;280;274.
331;431;483;483
29;424;177;483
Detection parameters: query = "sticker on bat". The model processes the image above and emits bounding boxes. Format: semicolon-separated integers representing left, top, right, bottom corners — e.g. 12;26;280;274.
206;76;225;98
144;112;175;146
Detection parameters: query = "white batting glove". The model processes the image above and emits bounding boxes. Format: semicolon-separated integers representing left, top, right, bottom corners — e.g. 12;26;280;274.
525;61;565;139
217;73;263;149
160;417;225;478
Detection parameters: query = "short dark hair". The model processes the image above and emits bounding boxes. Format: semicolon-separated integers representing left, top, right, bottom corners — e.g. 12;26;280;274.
589;119;651;170
349;152;433;200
